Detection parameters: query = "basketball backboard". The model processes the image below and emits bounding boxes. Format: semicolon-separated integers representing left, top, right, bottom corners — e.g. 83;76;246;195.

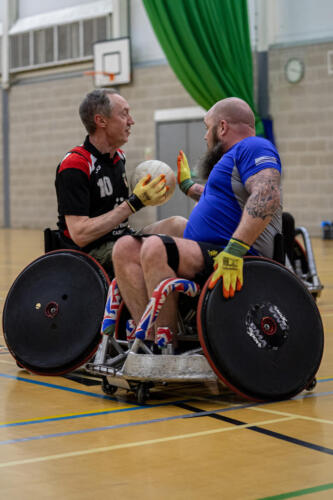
93;37;131;87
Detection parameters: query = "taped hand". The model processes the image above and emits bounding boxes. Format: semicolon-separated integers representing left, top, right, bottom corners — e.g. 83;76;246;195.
127;174;168;212
208;238;250;299
177;150;195;194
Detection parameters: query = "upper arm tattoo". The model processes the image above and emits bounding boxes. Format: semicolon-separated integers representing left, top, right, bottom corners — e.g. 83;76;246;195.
244;168;281;220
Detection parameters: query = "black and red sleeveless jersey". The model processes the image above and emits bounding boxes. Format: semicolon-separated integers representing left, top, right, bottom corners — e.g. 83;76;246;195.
55;136;133;251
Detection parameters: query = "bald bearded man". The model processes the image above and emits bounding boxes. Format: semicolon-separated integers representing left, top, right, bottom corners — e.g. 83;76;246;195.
112;97;282;348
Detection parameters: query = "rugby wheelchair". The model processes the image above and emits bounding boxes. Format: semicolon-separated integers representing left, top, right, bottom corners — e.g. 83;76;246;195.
2;214;324;404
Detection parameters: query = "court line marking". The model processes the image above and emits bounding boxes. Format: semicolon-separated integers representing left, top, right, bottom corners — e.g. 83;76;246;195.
2;385;333;429
0;372;130;402
258;481;333;499
0;407;299;445
0;406;137;428
0;378;332;429
0;372;195;407
249;406;333;425
2;396;333;450
176;402;333;456
316;377;333;382
0;415;294;468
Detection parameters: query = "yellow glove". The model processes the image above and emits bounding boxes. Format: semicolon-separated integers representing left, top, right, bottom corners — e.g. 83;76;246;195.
127;174;168;212
177;150;195;194
208;238;250;299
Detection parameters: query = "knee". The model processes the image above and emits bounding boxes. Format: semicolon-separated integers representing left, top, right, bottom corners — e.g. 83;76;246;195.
140;236;166;271
112;236;139;267
164;216;187;238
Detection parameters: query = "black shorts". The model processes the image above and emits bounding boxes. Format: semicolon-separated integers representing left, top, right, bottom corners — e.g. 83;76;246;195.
194;241;226;285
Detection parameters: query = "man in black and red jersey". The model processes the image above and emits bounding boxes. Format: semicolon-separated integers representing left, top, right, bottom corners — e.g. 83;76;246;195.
55;88;187;273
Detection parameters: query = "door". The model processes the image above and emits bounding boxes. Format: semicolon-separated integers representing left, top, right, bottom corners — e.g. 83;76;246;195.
156;119;206;220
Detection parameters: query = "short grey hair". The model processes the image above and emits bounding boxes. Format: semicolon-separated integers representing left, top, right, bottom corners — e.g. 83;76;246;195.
79;88;119;134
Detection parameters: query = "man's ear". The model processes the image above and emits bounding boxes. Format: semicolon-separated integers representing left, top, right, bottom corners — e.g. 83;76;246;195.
95;114;107;128
218;119;228;137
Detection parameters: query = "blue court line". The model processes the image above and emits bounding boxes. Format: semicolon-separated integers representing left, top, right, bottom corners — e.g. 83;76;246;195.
0;407;145;428
0;372;126;402
0;372;194;407
0;371;200;414
1;389;332;430
0;413;200;445
317;377;333;383
0;401;257;429
0;369;332;429
1;399;333;454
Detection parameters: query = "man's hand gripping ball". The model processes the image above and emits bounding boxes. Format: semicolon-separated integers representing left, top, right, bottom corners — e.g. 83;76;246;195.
209;238;250;299
127;174;168;212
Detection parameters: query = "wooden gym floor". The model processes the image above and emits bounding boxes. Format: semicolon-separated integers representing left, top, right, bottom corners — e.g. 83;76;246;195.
0;228;332;500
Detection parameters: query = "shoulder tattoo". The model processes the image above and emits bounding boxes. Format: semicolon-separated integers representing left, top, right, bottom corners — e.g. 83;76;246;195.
245;168;281;220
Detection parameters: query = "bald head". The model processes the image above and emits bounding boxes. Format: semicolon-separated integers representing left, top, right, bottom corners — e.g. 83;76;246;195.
208;97;255;130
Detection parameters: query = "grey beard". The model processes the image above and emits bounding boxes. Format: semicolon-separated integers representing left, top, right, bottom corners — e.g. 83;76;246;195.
196;142;224;181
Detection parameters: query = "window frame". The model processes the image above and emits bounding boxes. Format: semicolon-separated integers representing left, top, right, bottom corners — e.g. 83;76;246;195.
9;14;112;73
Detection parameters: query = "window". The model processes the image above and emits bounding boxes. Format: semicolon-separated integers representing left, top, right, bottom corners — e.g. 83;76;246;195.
34;28;53;65
11;32;30;68
83;17;109;57
9;14;112;71
58;22;80;61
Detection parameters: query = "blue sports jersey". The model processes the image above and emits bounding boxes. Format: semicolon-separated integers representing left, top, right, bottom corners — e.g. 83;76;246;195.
184;136;282;257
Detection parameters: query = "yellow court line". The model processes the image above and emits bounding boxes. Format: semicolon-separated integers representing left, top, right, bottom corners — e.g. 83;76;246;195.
0;416;295;469
249;406;333;425
0;406;135;426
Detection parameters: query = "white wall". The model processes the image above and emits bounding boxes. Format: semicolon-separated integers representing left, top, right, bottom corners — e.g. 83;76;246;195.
130;0;165;65
18;0;94;17
275;0;333;44
249;0;333;48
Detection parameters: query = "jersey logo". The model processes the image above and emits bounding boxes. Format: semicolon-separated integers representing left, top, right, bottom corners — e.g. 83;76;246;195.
255;156;278;166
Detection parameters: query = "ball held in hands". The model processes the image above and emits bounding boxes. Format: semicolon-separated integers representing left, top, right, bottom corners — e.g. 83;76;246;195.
131;160;176;206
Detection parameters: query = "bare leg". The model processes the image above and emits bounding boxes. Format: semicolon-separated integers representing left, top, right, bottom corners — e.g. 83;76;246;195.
140;236;179;334
143;216;187;238
112;236;148;325
140;236;205;340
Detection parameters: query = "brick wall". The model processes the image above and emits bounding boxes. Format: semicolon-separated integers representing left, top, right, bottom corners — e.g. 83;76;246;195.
270;41;333;235
9;75;91;229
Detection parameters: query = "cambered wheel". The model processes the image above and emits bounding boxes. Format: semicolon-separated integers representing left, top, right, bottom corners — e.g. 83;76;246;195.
3;249;110;375
197;257;324;402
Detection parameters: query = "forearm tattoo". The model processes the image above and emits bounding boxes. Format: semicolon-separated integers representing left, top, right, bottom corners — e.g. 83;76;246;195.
188;183;204;202
245;168;281;220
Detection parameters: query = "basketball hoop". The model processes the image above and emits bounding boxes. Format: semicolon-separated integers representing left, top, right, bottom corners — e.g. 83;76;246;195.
84;71;115;82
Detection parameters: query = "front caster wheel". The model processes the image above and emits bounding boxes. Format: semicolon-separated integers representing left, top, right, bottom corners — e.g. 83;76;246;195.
305;378;317;391
102;377;118;395
136;383;151;404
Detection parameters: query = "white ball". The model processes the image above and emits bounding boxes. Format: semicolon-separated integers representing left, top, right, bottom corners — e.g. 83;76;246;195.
130;160;176;205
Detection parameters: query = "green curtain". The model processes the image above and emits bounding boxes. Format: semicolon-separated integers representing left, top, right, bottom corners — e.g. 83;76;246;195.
142;0;264;136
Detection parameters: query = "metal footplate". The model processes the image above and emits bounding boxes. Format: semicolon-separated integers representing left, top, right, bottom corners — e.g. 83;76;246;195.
121;352;217;382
